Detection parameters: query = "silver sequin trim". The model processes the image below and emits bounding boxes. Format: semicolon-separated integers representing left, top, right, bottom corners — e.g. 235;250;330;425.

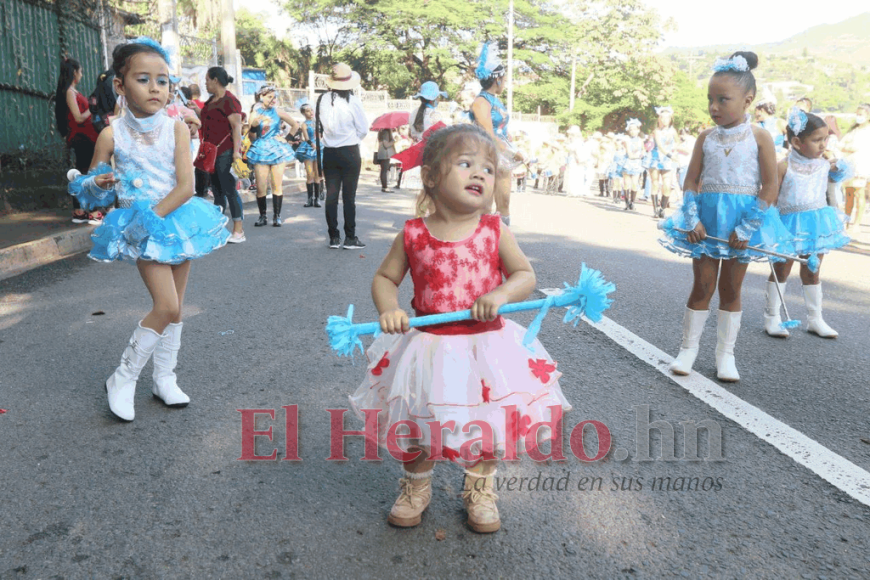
700;183;759;196
779;201;826;215
118;197;134;209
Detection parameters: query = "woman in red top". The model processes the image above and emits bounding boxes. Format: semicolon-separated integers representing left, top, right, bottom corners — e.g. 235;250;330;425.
55;57;101;224
201;67;245;243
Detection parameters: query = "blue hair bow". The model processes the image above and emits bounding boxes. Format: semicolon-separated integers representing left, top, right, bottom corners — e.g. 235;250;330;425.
131;36;172;66
787;106;808;136
712;55;749;73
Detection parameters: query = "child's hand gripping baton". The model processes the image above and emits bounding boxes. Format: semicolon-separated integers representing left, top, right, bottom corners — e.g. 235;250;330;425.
326;264;616;358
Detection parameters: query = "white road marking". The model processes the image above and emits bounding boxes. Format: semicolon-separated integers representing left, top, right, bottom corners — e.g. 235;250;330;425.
586;312;870;507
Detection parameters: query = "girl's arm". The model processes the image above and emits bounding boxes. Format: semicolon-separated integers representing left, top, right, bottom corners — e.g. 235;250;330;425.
153;121;194;218
682;130;710;243
66;88;90;124
753;126;779;206
776;159;788;196
473;224;536;322
228;113;243;160
89;126;116;188
653;128;671;156
276;109;300;134
372;231;410;333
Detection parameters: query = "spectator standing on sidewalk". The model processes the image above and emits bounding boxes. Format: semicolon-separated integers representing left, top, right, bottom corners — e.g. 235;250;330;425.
55;56;101;224
315;63;368;250
201;67;245;243
377;129;396;193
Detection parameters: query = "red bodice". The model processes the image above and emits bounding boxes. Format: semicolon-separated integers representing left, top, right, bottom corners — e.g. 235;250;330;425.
403;214;505;334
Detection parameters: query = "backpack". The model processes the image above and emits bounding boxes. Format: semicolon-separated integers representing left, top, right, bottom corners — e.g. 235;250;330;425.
88;70;117;133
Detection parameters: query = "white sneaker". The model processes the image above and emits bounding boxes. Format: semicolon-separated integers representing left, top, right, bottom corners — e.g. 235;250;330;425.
227;232;246;244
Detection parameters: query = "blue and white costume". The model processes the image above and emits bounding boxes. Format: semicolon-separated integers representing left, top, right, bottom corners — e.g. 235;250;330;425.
758;117;785;153
295;119;318;162
648;128;677;171
81;113;229;264
659;115;795;262
778;150;851;255
246;105;296;165
622;136;645;175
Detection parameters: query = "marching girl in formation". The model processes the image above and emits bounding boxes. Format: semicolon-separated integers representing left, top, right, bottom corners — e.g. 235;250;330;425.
247;85;299;227
295;98;322;208
648;106;678;218
349;124;571;533
622;119;645;211
763;108;851;339
659;51;794;382
840;103;870;235
609;135;627;204
754;89;786;157
69;38;229;420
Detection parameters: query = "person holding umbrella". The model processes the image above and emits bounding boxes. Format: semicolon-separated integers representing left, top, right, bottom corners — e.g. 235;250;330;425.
315;63;368;249
400;81;448;193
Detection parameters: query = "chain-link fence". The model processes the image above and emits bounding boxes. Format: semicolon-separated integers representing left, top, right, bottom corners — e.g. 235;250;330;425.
179;34;217;67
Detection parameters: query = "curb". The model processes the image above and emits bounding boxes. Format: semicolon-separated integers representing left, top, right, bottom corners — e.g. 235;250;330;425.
0;182;306;282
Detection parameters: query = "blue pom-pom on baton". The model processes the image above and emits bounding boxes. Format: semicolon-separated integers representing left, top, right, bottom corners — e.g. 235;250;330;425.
780;319;801;330
806;254;820;274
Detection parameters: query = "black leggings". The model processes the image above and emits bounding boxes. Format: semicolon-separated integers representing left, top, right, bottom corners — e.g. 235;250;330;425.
69;134;96;211
378;159;391;189
210;150;243;222
194;168;211;197
323;145;361;239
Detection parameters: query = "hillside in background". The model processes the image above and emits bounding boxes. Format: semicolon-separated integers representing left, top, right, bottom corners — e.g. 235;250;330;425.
665;12;870;68
662;12;870;112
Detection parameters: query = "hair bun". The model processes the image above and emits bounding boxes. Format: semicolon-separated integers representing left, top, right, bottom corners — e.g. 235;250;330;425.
227;75;234;84
730;51;758;70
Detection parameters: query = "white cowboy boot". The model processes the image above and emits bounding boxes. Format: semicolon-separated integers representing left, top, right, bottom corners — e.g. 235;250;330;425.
152;322;191;407
387;470;433;528
106;322;164;421
802;284;838;338
669;308;709;376
763;281;790;338
715;310;742;382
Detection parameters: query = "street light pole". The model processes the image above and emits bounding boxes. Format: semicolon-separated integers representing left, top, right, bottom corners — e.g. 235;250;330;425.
221;0;239;94
507;0;514;116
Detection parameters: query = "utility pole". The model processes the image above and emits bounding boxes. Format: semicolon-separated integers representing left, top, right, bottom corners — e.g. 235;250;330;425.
569;47;576;112
221;0;239;94
507;0;514;115
686;49;703;81
157;0;180;76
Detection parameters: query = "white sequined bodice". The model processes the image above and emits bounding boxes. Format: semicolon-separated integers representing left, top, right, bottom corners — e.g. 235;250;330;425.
113;113;177;208
700;117;761;196
777;150;829;215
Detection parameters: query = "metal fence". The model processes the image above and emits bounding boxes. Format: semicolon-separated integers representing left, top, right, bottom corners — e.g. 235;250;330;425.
0;0;102;163
179;33;217;67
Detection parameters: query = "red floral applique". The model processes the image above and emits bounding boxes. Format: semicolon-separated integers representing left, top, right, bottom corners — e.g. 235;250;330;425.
371;352;390;376
529;358;557;383
0;409;6;415
506;408;533;441
481;380;491;403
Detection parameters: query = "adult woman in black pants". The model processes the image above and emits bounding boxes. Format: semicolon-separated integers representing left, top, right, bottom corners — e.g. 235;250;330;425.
201;67;245;243
316;63;369;249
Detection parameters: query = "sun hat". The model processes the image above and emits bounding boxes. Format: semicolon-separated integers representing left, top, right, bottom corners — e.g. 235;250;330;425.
326;63;361;91
411;81;448;101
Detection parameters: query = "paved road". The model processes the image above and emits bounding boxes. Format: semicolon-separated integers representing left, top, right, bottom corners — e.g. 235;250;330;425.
2;183;869;579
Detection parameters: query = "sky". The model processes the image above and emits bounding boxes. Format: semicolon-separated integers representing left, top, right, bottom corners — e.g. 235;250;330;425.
235;0;868;49
652;0;867;48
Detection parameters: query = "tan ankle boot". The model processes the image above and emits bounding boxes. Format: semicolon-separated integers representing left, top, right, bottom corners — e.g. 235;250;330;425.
463;471;500;533
387;471;432;528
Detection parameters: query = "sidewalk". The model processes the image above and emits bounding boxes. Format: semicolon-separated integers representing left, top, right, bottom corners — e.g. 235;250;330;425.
0;177;307;281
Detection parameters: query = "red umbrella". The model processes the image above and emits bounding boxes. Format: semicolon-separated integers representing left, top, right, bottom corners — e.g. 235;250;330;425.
370;111;410;131
390;121;447;171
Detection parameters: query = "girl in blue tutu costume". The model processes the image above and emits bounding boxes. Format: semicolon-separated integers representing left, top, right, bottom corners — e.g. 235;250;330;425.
648;106;678;218
294;97;322;208
247;85;299;226
762;108;852;339
659;51;794;383
621;119;645;210
70;38;229;421
349;124;570;534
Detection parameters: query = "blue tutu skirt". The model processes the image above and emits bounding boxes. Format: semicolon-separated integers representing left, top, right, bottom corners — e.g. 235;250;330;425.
647;149;675;171
781;207;850;255
295;140;318;162
246;137;296;165
659;192;796;263
90;197;230;265
622;158;643;175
